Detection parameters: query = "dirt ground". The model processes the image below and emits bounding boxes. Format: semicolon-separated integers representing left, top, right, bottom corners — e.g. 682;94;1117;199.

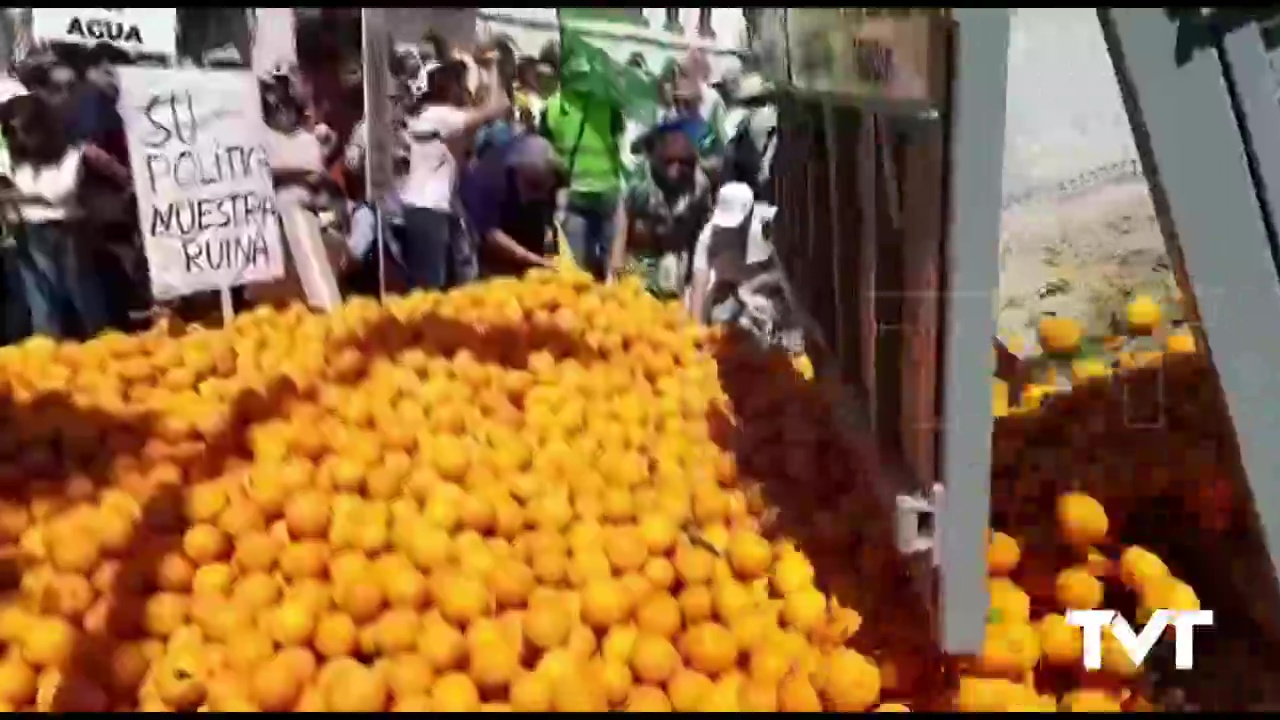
997;178;1182;351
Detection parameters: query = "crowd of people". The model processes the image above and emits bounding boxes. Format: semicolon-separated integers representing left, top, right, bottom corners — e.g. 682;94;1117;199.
0;31;783;346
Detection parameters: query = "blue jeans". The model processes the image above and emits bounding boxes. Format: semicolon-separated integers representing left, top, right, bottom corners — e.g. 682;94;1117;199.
562;195;618;280
0;243;30;343
16;222;107;339
93;223;149;331
401;207;472;290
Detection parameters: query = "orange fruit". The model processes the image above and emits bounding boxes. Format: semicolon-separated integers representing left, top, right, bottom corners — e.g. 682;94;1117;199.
429;672;480;713
324;662;388;712
630;632;681;684
250;656;301;712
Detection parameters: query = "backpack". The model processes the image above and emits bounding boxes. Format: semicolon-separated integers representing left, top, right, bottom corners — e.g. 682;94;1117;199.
726;117;768;195
474;120;518;162
541;94;623;181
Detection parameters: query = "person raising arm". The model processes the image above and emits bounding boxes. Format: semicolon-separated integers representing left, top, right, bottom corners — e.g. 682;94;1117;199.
399;60;511;290
404;60;511;151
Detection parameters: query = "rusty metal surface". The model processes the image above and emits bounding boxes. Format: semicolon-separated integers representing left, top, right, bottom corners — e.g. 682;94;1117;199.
766;9;950;113
770;95;945;500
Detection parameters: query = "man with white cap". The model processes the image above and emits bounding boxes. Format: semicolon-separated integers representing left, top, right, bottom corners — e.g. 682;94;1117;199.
687;181;776;324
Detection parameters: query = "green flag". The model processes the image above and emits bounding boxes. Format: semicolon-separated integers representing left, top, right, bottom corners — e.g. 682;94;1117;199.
558;26;659;126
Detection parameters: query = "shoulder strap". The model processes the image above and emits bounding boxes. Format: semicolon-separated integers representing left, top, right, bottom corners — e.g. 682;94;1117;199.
564;97;593;180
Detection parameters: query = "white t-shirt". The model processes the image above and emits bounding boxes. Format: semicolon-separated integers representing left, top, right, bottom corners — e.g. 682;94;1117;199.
344;118;368;173
722;106;749;145
267;129;325;208
692;204;774;278
746;105;778;153
10;147;84;224
689;203;775;315
401;104;469;212
268;128;325;174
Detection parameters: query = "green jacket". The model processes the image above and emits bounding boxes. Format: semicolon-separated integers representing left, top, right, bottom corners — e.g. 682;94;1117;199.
540;91;625;199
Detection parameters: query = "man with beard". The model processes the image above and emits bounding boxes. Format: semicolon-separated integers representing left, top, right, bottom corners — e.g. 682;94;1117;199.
608;121;713;300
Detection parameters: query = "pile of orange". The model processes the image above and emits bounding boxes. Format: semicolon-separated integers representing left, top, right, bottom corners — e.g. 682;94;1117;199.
995;294;1199;417
0;268;1223;712
977;293;1241;711
956;492;1202;711
0;269;912;712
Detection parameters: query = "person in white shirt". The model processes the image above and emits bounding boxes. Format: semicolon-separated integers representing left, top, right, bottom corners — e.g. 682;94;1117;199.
262;72;326;211
400;59;509;290
687;182;776;325
243;72;334;309
0;93;106;339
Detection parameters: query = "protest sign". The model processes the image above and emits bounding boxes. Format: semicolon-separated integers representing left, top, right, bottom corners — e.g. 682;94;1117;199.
116;67;285;301
33;8;176;57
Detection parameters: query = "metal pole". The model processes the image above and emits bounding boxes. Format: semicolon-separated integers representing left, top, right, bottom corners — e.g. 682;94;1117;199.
937;7;1011;656
360;8;393;302
1101;6;1280;638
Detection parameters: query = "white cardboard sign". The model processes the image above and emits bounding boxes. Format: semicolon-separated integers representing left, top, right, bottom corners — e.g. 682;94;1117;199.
116;67;285;300
32;8;177;57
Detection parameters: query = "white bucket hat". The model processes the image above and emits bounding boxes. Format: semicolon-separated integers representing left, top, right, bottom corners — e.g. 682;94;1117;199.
709;182;756;229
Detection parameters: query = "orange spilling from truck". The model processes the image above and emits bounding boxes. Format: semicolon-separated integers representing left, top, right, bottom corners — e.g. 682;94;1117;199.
0;269;1216;711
